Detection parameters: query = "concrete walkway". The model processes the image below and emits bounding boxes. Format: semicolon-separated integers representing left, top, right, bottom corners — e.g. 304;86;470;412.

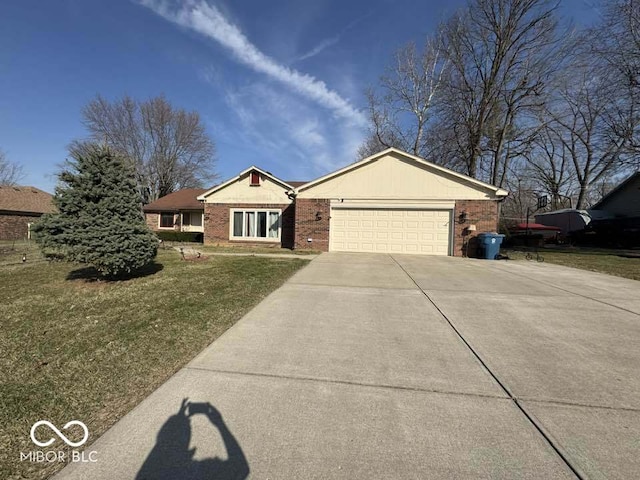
55;253;640;479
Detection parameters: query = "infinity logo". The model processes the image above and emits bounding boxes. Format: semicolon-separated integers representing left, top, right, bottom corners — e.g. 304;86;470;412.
30;420;89;448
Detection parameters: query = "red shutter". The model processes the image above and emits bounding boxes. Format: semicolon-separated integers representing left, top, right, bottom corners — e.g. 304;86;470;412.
250;171;260;186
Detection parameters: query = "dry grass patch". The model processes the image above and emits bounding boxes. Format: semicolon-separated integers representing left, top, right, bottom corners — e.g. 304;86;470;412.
0;249;309;480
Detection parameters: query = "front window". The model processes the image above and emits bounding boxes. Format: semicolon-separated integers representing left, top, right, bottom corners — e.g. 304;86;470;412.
159;213;175;228
182;212;202;227
231;209;280;240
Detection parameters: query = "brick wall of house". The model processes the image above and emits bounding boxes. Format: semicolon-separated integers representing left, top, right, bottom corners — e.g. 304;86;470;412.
294;198;331;251
0;213;41;241
453;200;500;257
204;203;295;248
144;212;180;231
145;212;159;231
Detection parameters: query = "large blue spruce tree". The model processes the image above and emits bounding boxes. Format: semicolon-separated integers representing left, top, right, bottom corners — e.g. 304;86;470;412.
34;144;158;277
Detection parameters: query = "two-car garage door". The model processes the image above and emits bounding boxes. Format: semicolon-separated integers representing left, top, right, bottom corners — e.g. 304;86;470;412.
329;208;452;255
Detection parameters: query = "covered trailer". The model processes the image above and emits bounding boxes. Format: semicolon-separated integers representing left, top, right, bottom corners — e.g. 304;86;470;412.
534;209;610;236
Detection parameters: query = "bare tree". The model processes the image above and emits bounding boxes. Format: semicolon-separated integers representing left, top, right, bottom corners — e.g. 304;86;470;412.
590;0;640;165
437;0;561;185
523;124;576;209
356;132;390;160
360;34;449;159
544;60;628;209
500;169;541;224
0;150;24;185
78;95;217;202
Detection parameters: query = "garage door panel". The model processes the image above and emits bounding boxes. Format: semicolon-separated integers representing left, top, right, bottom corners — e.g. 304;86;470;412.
330;208;451;255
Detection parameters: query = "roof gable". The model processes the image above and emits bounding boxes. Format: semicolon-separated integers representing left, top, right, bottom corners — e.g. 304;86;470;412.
198;166;294;204
296;148;509;200
592;172;640;210
198;166;294;200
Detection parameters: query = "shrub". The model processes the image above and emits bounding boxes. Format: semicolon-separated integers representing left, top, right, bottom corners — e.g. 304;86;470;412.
156;231;203;243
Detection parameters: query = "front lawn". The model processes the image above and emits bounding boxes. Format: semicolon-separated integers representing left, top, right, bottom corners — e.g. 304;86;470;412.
0;249;309;480
504;248;640;281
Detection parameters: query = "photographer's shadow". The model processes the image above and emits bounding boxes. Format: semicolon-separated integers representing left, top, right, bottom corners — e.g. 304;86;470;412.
136;398;249;480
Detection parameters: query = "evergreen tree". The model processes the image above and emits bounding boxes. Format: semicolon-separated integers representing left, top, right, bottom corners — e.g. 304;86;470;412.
34;144;158;277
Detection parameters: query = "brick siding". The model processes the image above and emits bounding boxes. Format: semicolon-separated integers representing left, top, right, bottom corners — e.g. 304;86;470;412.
294;198;331;251
453;200;499;257
144;212;180;231
204;203;294;248
0;213;41;241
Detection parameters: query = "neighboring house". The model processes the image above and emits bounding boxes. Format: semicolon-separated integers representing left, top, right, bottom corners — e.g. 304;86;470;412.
590;172;640;218
198;148;508;256
143;188;207;233
0;185;55;240
588;172;640;247
535;172;640;237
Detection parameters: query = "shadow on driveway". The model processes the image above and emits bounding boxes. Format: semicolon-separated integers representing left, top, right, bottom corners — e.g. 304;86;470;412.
136;398;249;480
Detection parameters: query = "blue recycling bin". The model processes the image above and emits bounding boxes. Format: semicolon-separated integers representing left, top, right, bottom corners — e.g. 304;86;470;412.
477;232;505;260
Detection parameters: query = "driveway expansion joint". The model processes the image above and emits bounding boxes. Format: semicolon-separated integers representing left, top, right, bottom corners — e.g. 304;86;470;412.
288;282;422;295
490;263;640;317
517;396;640;413
289;281;421;292
184;365;509;401
389;254;585;480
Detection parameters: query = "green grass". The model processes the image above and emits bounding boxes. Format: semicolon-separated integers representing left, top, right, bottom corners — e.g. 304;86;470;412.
0;248;309;480
504;248;640;281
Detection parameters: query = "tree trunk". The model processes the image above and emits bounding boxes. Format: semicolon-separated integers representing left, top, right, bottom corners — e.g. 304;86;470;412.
575;183;588;209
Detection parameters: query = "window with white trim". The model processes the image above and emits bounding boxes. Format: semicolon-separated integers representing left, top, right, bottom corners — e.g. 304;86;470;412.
159;213;175;228
182;212;202;227
231;210;281;240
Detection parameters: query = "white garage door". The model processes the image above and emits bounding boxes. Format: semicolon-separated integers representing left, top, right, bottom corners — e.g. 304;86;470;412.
330;208;452;255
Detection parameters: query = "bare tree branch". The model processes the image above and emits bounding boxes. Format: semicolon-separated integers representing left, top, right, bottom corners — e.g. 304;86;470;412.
359;32;449;159
0;150;25;186
437;0;562;185
78;94;217;202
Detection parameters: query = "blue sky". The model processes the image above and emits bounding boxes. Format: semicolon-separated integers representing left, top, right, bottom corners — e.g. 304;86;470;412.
0;0;601;193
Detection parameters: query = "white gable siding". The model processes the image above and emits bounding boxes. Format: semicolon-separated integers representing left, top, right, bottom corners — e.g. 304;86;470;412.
297;152;497;200
202;172;292;204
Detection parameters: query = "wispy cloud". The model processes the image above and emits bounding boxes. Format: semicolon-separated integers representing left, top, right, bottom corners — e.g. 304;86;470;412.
140;0;366;126
224;83;345;173
297;35;341;61
295;10;373;62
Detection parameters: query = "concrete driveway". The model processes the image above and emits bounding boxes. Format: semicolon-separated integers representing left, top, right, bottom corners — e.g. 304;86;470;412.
56;253;640;479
